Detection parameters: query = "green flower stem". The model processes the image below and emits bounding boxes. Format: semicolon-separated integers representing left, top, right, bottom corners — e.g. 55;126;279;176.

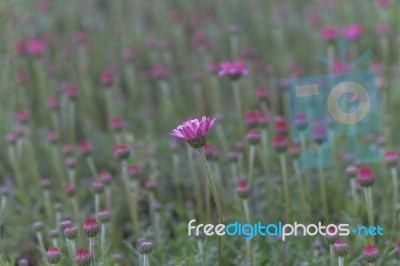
149;192;161;246
210;77;222;114
105;89;114;123
187;147;203;220
216;124;229;155
43;190;53;224
95;193;100;219
390;167;398;235
87;156;99;179
67;168;76;187
71;197;80;222
159;80;173;117
105;186;112;211
69;239;77;260
8;146;23;188
89;237;96;266
36;232;45;253
330;244;335;266
68;100;76;143
51;145;65;184
197;148;224;266
257;148;274;212
121;160;140;238
232;81;244;137
248;145;256;186
363;187;375;244
279;153;291;221
318;149;329;222
243;199;255;266
293;159;309;221
172;154;185;219
100;223;106;263
142;254;149;266
51;111;60;134
338;256;344;266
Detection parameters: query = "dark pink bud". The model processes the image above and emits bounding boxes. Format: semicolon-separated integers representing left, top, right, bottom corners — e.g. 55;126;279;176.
83;217;100;237
273;135;288;153
362;245;379;263
236;182;250;199
78;140;92;156
101;71;114;86
357;166;375;187
113;145;130;160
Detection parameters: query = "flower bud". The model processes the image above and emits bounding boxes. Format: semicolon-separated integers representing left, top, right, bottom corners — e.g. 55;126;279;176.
333;240;349;257
362;245;379;263
138;240;154;255
83;217;100;238
46;247;61;264
236;182;250;199
357;166;375;187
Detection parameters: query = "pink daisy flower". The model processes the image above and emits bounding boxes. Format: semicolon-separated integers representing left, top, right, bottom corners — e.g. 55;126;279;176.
170;116;216;149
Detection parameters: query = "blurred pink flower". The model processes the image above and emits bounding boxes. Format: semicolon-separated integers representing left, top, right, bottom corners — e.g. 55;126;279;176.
321;26;338;41
218;61;248;80
343;24;364;41
376;23;390;36
26;38;46;56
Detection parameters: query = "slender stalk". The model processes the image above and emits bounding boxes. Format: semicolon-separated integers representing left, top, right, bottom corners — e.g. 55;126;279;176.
390;167;398;236
121;160;140;237
69;239;77;260
43;190;53;224
338;256;344;266
71;197;80;222
100;223;106;262
248;145;256;186
142;254;149;266
187;147;203;220
330;244;335;266
89;237;96;266
172;154;185;219
279;154;291;221
318;149;329;222
197;148;224;266
232;82;244;137
36;232;45;252
105;186;112;211
95;194;100;219
87;156;99;179
243;199;255;266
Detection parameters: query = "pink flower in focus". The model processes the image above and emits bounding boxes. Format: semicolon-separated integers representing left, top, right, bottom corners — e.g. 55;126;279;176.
218;61;248;80
170;116;216;149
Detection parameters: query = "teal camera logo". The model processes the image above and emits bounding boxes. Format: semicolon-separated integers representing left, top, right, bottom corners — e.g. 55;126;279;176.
287;39;381;168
